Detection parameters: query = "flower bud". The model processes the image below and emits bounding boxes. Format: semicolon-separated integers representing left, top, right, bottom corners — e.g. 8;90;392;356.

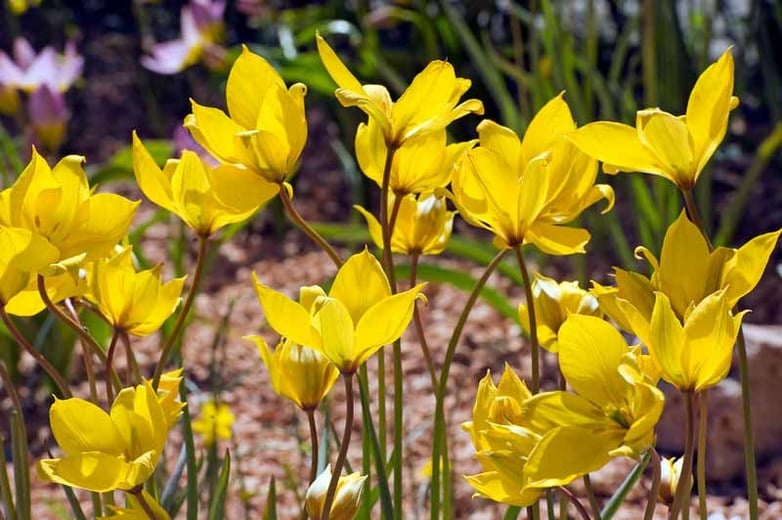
305;465;366;520
658;456;685;506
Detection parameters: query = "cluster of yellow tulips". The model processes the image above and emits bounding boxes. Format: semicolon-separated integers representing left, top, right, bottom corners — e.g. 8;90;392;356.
0;31;776;520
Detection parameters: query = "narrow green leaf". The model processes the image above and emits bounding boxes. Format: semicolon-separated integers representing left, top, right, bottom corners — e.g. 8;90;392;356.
11;410;30;520
264;476;277;520
358;372;394;518
600;452;650;519
208;450;231;520
0;433;16;520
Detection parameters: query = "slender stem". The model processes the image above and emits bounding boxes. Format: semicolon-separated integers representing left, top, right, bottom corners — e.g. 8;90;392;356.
670;392;695;520
105;329;120;404
697;392;708;520
0;306;71;397
307;409;319;485
680;188;757;519
644;449;662;520
392;337;403;518
122;332;141;385
379;144;400;287
129;487;157;519
277;183;342;267
682;189;712;250
153;235;209;389
0;360;24;423
410;254;437;389
583;474;601;519
63;298;102;403
514;245;540;392
558;486;591;520
321;374;355;520
430;249;510;520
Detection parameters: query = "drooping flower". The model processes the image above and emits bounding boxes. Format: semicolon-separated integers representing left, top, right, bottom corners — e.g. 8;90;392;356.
355;191;455;256
568;49;737;191
133;132;278;237
316;34;483;147
86;246;185;336
184;46;308;184
248;335;339;411
517;273;601;353
305;465;367;520
622;290;746;392
591;210;781;329
37;381;171;492
0;37;83;93
191;399;235;447
450;93;614;254
0;148;139;270
254;249;426;374
141;0;226;75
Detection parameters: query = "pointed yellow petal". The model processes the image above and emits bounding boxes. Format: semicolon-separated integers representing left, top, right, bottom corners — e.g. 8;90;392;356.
313;297;356;372
226;45;285;130
185;100;248;164
315;34;366;94
353;205;384;249
329;249;390;324
636;109;694;188
132;132;176;213
648;293;688;390
50;397;124;457
253;273;321;349
520;93;575;165
37;453;131;492
525;222;590;256
723;228;781;306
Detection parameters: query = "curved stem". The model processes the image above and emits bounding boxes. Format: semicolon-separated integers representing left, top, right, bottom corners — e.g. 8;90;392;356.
307;409;319;485
557;486;591;520
105;329;120;403
682;189;712;250
277;183;342;268
514;245;540;392
379;144;400;288
430;248;509;520
697;392;708;520
129;488;157;519
583;474;601;520
0;306;71;397
410;254;437;389
153;235;209;389
670;392;695;520
320;374;355;520
644;448;662;520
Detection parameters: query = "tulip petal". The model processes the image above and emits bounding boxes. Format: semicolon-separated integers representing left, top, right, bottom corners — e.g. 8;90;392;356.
648;293;688;390
50;397;124;457
724;228;782;305
132;132;176;213
525;221;590;256
313;297;355;372
520;93;575;165
253;274;321;349
37;452;131;492
185;100;249;164
329;249;390;324
315;34;365;95
226;46;285;130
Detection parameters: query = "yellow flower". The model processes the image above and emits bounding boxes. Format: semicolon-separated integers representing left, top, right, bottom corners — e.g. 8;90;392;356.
518;273;601;353
316;34;483;146
305;465;367;520
0;226;59;306
354;118;476;193
568;49;737;190
0;147;139;269
37;381;170;493
248;335;339;411
658;456;686;506
254;249;426;374
184;46;308;184
592;210;781;328
623;290;746;392
86;246;185;336
154;368;185;429
355;191;455;256
451;93;614;254
99;490;170;519
133;132;278;237
191;399;234;446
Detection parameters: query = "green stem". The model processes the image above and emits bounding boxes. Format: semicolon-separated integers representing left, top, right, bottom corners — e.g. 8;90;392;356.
682;189;712;250
644;449;662;520
430;249;510;520
105;329;120;404
321;374;355;520
583;474;601;519
410;254;437;389
670;392;695;520
121;332;141;385
514;245;540;392
697;392;708;520
558;486;591;520
0;430;16;520
129;487;157;519
153;235;209;388
307;409;319;485
0;305;71;397
278;183;343;267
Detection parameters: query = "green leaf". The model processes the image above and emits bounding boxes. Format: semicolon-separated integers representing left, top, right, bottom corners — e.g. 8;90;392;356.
11;410;30;520
208;450;231;520
600;452;650;519
264;477;277;520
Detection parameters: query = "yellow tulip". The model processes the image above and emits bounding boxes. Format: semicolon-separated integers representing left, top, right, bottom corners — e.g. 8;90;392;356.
355;191;455;256
354;117;476;193
249;335;339;411
568;49;737;190
191;399;234;446
451;93;614;254
517;274;601;353
154;368;185;430
592;210;780;327
133;132;278;237
253;249;426;374
316;34;483;146
305;465;367;520
37;381;170;492
86;246;185;336
184;46;307;183
0;226;59;306
623;290;746;392
0;147;138;269
99;490;170;519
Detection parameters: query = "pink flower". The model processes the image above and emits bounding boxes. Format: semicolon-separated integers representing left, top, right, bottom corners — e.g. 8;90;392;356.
0;38;83;93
